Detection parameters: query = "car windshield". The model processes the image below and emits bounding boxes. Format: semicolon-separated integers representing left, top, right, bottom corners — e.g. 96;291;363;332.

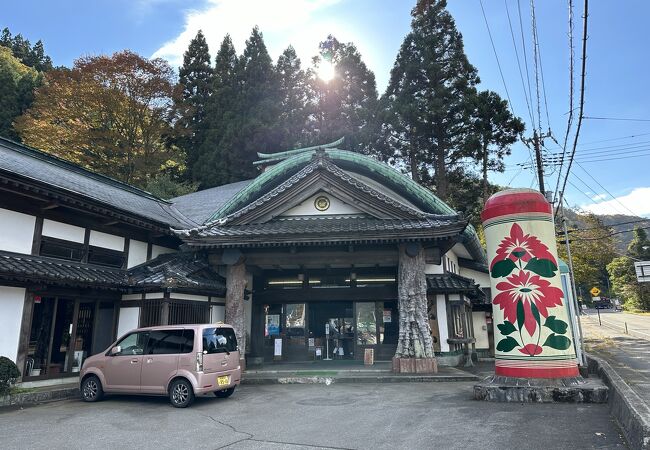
203;328;237;354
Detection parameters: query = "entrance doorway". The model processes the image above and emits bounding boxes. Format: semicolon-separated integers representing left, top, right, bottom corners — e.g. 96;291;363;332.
308;301;354;359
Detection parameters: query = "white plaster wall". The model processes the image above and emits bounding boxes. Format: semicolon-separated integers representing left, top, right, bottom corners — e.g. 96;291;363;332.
151;245;176;259
145;292;165;300
472;312;490;349
127;240;148;268
459;267;490;288
425;263;444;274
211;305;225;323
89;230;125;251
42;219;85;243
280;192;363;216
0;208;36;254
170;293;209;302
121;294;142;301
0;286;25;362
116;307;140;338
436;295;450;352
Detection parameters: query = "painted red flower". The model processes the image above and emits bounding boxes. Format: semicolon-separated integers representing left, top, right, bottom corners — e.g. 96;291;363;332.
490;223;557;270
519;344;543;355
493;270;564;336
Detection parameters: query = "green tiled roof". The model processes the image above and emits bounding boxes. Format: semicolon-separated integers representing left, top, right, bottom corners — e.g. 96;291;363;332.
204;145;486;264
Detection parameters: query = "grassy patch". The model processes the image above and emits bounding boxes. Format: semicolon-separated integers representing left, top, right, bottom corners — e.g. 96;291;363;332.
9;387;36;395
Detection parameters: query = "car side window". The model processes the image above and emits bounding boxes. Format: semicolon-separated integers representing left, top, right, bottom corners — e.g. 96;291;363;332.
146;330;183;355
114;331;148;355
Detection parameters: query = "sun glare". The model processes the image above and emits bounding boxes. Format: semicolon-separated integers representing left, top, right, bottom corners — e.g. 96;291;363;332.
317;61;335;82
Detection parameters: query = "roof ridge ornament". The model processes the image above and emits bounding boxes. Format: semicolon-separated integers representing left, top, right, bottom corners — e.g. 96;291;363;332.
253;137;344;165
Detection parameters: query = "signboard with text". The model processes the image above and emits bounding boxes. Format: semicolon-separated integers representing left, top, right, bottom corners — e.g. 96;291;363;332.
634;261;650;283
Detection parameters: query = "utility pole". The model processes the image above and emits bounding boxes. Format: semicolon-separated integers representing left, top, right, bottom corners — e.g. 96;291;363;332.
524;129;553;195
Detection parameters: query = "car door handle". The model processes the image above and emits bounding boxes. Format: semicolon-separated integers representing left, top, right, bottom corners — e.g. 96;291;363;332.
146;358;153;364
221;361;228;366
131;359;139;364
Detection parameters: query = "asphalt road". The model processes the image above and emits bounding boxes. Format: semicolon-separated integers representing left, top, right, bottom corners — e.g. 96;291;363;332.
582;309;650;406
1;383;625;450
582;309;650;340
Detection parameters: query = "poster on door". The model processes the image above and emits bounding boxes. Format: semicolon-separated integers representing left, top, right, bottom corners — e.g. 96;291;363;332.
383;309;392;323
266;314;280;336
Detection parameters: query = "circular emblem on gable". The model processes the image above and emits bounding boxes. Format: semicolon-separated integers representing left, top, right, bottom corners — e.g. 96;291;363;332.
314;195;331;211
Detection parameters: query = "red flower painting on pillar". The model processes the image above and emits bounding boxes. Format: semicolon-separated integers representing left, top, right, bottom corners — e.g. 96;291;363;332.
490;223;571;356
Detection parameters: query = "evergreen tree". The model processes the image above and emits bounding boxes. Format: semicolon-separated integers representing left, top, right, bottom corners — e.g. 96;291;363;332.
381;0;479;199
311;35;378;153
0;47;40;140
193;35;241;187
275;46;312;149
0;28;52;71
467;90;524;202
177;30;213;172
232;27;280;179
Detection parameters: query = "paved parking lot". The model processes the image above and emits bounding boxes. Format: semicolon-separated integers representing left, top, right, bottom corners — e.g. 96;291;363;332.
1;382;625;449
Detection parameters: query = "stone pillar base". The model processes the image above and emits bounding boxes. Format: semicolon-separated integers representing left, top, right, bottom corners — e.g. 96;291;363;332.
392;357;438;374
473;374;608;403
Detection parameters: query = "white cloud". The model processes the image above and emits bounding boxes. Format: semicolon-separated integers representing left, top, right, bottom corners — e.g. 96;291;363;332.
151;0;351;68
581;187;650;217
591;193;607;201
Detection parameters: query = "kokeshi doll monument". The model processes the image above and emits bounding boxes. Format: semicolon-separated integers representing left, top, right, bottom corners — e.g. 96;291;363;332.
474;189;606;402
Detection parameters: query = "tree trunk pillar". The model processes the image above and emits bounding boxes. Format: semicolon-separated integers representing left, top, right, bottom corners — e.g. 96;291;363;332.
225;261;247;368
393;243;437;373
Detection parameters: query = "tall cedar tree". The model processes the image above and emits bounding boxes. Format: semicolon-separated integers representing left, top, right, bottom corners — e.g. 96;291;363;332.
16;51;180;187
311;35;378;153
177;30;213;171
276;46;312;149
194;35;240;187
0;28;53;72
234;27;281;179
381;0;478;199
468;90;524;202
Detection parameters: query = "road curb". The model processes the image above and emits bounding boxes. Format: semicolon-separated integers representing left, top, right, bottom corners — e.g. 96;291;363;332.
586;352;650;450
0;385;79;409
241;374;479;385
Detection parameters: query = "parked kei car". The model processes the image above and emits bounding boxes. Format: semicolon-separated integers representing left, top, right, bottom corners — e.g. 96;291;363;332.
80;324;241;408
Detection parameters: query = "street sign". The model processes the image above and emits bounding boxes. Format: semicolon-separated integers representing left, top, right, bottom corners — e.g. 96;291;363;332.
590;287;601;297
634;261;650;283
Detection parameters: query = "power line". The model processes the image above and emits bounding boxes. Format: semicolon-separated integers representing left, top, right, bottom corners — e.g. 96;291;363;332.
565;218;650;233
517;0;536;131
479;0;517;116
563;225;650;241
530;0;552;130
530;0;544;133
553;0;576;204
505;0;535;126
583;116;650;122
576;162;641;216
555;0;589;217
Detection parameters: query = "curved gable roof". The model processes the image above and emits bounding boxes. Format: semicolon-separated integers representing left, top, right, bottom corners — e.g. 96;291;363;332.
200;145;486;264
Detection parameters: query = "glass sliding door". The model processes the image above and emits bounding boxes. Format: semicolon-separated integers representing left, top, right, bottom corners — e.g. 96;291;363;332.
24;295;117;379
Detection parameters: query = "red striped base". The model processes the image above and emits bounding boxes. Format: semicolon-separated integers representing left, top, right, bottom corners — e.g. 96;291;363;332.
496;365;580;378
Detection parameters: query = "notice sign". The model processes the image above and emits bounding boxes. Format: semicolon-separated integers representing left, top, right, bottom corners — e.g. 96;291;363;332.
274;338;282;356
383;309;392;323
308;338;315;347
316;348;322;356
266;314;280;336
325;323;330;335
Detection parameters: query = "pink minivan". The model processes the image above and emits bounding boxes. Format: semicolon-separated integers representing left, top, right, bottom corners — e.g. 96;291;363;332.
79;324;241;408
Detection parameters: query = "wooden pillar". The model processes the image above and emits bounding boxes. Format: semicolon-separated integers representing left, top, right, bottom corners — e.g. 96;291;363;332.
393;243;437;373
225;261;247;365
16;291;35;380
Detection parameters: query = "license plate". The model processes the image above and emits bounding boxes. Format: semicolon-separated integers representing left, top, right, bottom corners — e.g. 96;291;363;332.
217;375;230;387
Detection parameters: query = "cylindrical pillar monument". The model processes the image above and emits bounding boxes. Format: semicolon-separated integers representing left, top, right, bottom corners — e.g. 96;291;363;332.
482;188;579;378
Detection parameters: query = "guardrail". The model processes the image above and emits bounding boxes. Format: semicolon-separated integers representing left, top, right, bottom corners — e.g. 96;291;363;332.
584;314;650;340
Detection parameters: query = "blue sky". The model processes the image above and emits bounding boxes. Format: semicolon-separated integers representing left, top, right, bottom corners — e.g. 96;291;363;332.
4;0;650;217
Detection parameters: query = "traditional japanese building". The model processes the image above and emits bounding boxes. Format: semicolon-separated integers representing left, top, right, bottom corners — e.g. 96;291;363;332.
0;136;492;382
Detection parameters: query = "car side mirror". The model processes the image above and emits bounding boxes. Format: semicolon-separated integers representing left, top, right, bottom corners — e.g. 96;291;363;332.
110;345;121;356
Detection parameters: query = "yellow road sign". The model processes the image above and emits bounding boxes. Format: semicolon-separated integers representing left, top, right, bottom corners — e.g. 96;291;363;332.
590;287;601;297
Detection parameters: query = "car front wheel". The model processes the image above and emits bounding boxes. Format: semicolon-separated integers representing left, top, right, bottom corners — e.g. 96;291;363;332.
81;375;104;402
215;387;236;398
169;379;194;408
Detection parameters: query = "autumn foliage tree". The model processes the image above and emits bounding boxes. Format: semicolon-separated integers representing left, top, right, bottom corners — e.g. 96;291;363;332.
15;51;182;187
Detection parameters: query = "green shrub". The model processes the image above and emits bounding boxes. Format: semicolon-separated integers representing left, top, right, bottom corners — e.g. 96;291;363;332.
0;356;21;396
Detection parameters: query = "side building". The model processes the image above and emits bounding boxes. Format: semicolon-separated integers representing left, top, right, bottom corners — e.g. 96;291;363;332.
0;137;492;382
